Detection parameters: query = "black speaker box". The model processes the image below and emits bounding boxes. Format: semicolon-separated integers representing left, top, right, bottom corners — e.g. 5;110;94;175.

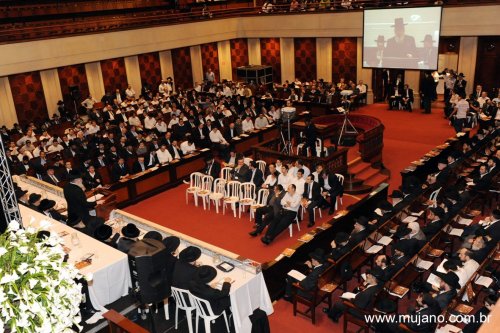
128;239;170;304
339;136;356;147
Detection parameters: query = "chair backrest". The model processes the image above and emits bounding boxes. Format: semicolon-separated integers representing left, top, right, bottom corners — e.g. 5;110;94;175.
200;175;214;192
221;167;232;181
256;160;267;174
244;157;253;166
429;187;441;207
226;181;241;198
239;182;256;201
191;294;217;318
256;188;269;206
190;172;204;188
171;287;195;310
335;173;344;185
213;178;226;195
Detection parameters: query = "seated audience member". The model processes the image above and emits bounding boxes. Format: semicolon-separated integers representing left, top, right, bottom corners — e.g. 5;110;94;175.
94;224;119;248
43;167;61;186
232;157;250;182
83;165;103;190
329;231;350;261
143;231;163;242
400;84;414;112
248;161;264;188
204;155;221;179
172;246;202;290
262;170;279;189
323;269;383;323
180;138;196;155
301;174;322;227
255;113;269;129
111;157;130;182
346;216;370;249
242;116;255;133
422;206;445;238
189;265;232;316
117;223;140;253
462;295;498;333
250;185;285;237
261;184;301;244
28;193;42;210
318;166;343;215
156;144;173;164
277;164;293;189
39;199;66;223
283;248;328;301
433;271;460;310
132;155;148;174
163;236;181;293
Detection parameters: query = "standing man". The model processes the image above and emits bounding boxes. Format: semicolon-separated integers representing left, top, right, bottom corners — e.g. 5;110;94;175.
421;71;435;114
448;94;469;132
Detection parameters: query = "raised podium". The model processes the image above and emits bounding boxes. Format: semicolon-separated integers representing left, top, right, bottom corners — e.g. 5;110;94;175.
86;188;117;220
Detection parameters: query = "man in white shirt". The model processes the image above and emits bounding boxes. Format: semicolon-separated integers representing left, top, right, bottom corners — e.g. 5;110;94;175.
81;95;97;111
155;119;167;133
125;84;136;100
293;169;306;196
294;160;310;179
254;113;269;129
144;114;157;130
477;92;490;108
209;127;229;158
449;95;469;132
47;141;64;153
242;116;255;132
278;165;293;189
458;248;479;280
180;139;196;155
261;183;301;244
156;144;173;164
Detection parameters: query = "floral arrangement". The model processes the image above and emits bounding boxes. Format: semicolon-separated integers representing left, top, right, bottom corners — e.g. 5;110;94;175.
0;221;83;332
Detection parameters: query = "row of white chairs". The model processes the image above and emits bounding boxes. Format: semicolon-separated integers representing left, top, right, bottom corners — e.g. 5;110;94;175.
170;286;231;333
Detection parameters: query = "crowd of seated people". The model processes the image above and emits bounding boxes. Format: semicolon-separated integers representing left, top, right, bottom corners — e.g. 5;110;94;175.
271;122;498;329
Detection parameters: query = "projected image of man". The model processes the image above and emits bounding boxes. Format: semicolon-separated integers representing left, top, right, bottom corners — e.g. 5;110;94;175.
385;18;417;62
419;34;438;69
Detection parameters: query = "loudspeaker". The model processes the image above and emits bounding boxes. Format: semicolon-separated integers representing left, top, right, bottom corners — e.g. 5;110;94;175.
69;85;81;101
128;239;170;304
339;136;356;147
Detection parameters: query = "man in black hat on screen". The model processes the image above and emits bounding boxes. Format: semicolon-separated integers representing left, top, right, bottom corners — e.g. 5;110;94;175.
385;18;417;65
419;34;438;69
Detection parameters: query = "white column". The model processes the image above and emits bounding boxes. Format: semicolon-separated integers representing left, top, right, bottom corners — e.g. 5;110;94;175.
124;55;142;94
0;77;18;127
190;45;204;87
247;38;262;66
457;37;478;97
40;69;63;118
84;62;105;100
316;38;332;83
217;40;233;81
159;50;175;80
280;38;295;83
356;37;374;104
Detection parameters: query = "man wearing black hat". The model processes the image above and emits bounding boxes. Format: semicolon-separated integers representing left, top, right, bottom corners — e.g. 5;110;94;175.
323;269;381;323
385;18;417;67
39;199;66;223
189;265;232;316
433;271;459;310
63;170;104;229
419;34;438;69
394;225;422;256
454;73;467;97
163;236;180;294
422;206;445;238
28;193;42;210
283;248;327;301
172;246;202;290
426;158;450;187
346;216;370;249
388;242;411;276
329;232;350;261
117;223;140;253
94;224;119;248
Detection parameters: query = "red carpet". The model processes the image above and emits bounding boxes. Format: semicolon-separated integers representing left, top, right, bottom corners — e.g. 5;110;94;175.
124;101;455;332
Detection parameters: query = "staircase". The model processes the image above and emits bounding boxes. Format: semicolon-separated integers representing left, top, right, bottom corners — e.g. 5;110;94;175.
344;157;390;194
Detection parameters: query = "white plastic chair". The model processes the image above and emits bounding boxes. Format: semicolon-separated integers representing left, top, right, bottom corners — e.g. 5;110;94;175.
171;287;196;333
220;167;232;181
223;181;241;217
288;215;301;237
301;203;322;222
191;294;230;333
429;187;442;208
209;178;226;214
186;172;203;206
256;160;267;175
238;182;256;218
196;175;214;210
243;157;253;166
250;188;269;221
335;173;345;210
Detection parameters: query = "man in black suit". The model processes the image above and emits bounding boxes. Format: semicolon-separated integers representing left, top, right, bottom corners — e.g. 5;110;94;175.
329;232;350;261
324;269;382;322
454;73;467;97
283;248;328;301
224;122;241;142
385;18;418;67
42;167;61;186
204;156;221;179
116;223;140;253
387;242;411;277
63;171;104;228
82;165;103;190
192;123;210;148
249;185;285;237
317;166;343;215
421;71;436;114
301;175;322;227
302;117;317;157
462;295;497;333
401;84;414;112
111;157;130;182
422;206;445;238
419;34;438;70
189;266;231;316
131;155;147;174
433;271;459;310
346;216;371;249
39;199;66;223
172;246;201;290
248;161;264;188
232;157;250;182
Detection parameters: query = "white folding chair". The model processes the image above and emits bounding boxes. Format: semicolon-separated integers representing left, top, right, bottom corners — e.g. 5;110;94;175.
220;167;232;181
250;188;269;221
196;175;213;210
243;157;253;166
314;138;323;157
209;178;226;214
288;215;301;237
429;187;442;208
171;287;196;333
186;172;203;206
256;160;267;175
238;182;256;218
191;294;230;333
335;173;345;210
223;181;241;218
301;203;322;222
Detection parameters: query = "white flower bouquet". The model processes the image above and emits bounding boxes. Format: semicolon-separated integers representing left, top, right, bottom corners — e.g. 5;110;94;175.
0;221;83;332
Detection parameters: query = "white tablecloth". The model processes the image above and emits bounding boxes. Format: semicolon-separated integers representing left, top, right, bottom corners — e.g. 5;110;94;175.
19;205;132;315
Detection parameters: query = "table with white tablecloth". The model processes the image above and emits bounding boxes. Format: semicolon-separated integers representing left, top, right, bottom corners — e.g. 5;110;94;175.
19;205;132;320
